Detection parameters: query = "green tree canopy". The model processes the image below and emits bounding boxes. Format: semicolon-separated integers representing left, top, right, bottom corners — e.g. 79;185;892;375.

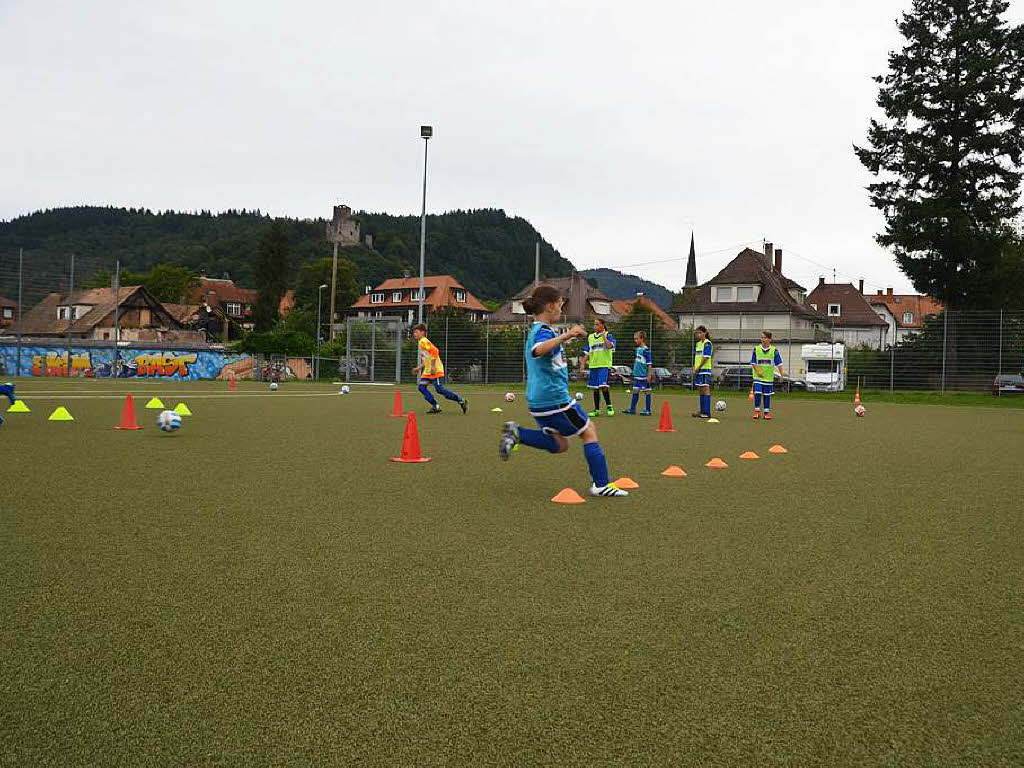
253;221;292;332
855;0;1024;309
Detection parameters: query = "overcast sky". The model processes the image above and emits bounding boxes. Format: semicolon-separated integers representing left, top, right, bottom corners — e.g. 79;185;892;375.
2;1;1021;294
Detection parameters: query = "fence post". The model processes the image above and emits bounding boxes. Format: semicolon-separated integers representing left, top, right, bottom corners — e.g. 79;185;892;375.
484;318;490;385
66;253;75;377
444;314;449;373
522;321;526;384
16;248;23;376
998;309;1003;376
941;311;948;393
345;316;352;383
890;342;894;393
788;312;792;393
370;316;376;382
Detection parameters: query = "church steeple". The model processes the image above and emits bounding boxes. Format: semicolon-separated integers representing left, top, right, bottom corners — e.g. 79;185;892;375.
684;232;698;287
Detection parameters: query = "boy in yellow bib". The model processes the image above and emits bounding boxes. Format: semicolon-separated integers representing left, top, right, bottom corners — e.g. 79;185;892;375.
412;324;467;414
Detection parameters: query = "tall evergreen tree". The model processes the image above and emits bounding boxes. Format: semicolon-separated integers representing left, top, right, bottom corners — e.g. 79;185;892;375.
253;220;292;332
855;0;1024;309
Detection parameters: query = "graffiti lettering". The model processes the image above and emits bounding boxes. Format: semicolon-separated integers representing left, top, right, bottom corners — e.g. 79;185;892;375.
133;353;199;378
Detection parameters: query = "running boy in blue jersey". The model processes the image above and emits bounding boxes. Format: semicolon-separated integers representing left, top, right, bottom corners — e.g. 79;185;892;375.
498;284;628;498
622;330;653;415
0;382;15;428
750;330;784;420
692;325;713;418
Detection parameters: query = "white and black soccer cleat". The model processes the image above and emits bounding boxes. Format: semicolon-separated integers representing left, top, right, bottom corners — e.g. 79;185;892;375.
590;483;629;498
499;421;519;461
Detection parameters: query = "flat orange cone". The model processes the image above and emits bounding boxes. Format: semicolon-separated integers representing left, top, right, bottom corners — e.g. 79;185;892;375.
390;412;431;463
615;477;639;489
389;390;406;418
739;451;760;460
114;393;143;430
661;465;687;477
656;401;676;433
769;444;788;454
551;488;585;504
705;457;728;468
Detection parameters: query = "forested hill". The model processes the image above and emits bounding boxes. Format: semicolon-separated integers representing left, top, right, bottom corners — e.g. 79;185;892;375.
580;268;675;309
0;206;575;302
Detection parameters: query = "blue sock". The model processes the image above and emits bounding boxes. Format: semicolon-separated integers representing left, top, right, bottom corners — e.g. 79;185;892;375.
418;384;438;407
700;394;709;416
754;392;762;409
519;427;560;453
583;442;610;487
644;393;652;412
764;394;771;412
629;392;639;411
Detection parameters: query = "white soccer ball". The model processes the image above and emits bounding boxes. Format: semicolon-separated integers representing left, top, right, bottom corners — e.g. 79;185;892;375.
157;410;182;433
855;404;866;417
341;385;350;394
270;382;278;391
575;392;584;401
715;400;727;411
504;392;516;403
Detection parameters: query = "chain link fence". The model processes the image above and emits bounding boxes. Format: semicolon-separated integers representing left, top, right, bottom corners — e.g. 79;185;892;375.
2;249;1023;392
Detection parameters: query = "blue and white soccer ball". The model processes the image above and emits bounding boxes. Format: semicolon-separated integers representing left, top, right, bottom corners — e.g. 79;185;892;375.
715;400;727;411
270;382;278;391
157;410;182;433
341;385;350;394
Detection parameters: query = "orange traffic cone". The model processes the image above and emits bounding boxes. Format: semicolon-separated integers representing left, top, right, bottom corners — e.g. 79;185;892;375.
748;384;754;402
229;373;236;392
390;412;431;463
114;394;143;430
656;401;676;433
551;488;586;504
854;389;861;405
705;457;728;468
389;390;406;418
661;465;687;477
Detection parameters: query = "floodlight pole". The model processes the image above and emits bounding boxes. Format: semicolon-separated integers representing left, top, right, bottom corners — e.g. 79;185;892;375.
418;125;432;325
317;283;328;378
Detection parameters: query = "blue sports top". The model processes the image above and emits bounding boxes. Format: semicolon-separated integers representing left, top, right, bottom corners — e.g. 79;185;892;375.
525;323;570;411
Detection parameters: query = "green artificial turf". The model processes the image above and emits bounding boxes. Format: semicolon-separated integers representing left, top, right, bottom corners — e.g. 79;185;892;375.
1;378;1022;765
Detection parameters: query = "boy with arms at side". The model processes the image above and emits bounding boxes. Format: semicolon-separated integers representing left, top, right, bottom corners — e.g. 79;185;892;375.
750;330;784;420
580;318;616;417
412;324;467;415
499;285;628;498
623;331;653;415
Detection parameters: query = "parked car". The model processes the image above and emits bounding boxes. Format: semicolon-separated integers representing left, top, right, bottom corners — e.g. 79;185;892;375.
653;367;692;387
609;365;633;386
716;366;753;390
991;373;1024;395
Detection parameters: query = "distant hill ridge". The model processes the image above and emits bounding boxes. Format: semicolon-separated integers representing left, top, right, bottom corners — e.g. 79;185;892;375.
580;268;674;309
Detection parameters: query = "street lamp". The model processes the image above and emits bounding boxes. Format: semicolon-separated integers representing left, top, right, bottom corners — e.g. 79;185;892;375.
417;125;432;325
316;283;328;379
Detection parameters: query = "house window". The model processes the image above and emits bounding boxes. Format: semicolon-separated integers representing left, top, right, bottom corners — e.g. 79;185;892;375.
392;291;403;302
713;287;734;302
828;304;841;317
736;286;755;302
411;288;425;301
903;312;914;324
3;307;13;319
455;290;466;303
512;301;525;314
370;293;385;304
226;302;241;316
57;306;69;320
590;301;611;315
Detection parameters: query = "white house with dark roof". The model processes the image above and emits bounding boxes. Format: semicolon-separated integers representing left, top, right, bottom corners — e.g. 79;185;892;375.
674;243;828;379
806;279;889;349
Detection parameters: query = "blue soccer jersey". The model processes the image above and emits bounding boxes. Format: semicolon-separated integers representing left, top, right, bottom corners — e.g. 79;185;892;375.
525;323;570;412
633;345;652;379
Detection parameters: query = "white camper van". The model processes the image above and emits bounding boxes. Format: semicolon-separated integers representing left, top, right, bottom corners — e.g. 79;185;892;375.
801;343;846;392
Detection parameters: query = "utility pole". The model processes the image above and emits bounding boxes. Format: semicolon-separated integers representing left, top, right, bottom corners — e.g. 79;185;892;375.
112;260;120;378
534;241;540;286
418;125;432;325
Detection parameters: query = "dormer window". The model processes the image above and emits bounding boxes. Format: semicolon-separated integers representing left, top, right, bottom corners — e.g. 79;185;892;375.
590;300;611;315
392;291;403;302
512;301;525;314
903;312;914;324
411;288;425;301
2;308;12;320
736;286;755;302
370;293;385;305
713;287;734;303
455;290;466;303
828;304;841;317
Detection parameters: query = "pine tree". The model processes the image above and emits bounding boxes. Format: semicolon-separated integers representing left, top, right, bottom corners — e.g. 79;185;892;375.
253;220;292;332
855;0;1024;309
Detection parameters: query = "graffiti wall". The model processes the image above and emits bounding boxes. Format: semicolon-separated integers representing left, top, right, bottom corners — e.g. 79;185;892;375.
0;345;251;380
